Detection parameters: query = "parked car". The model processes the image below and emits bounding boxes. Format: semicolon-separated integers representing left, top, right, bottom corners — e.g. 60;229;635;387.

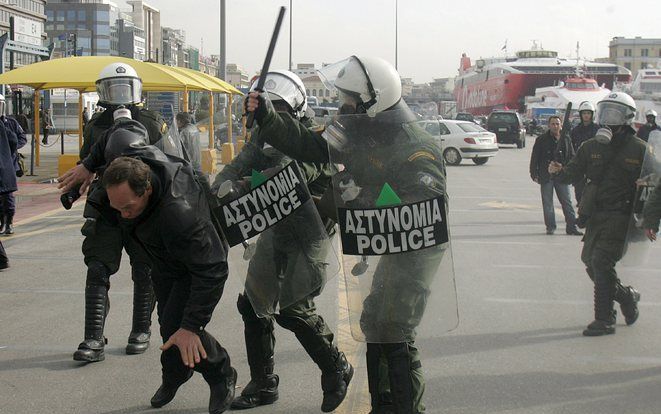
417;119;498;165
455;112;475;123
475;116;488;127
487;110;526;148
310;105;338;125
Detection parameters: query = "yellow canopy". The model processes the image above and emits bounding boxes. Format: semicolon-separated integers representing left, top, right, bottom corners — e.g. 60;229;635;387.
159;65;242;95
0;56;241;94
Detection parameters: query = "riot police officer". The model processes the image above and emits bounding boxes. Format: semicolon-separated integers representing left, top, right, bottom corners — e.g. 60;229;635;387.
58;62;167;362
570;101;599;204
637;109;661;142
246;56;449;414
549;92;644;336
213;70;352;412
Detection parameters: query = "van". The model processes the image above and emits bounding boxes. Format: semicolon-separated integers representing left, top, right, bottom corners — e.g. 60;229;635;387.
487;110;526;148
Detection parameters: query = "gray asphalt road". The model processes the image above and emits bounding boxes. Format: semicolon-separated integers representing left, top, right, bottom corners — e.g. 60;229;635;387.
3;137;661;414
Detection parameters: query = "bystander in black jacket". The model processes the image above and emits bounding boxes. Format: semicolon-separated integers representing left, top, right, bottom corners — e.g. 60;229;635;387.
530;130;562;184
571;122;600;151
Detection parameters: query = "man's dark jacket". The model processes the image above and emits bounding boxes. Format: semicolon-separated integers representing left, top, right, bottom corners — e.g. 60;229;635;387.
114;146;228;333
530;131;561;184
571;122;599;151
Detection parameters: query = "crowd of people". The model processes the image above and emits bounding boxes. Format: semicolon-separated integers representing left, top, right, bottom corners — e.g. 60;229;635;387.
1;51;660;413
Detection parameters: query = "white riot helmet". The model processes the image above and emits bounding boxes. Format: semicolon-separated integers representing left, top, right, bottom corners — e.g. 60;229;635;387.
318;56;401;117
578;101;595;113
251;70;307;119
646;109;658;118
0;94;5;116
96;62;143;106
596;92;636;126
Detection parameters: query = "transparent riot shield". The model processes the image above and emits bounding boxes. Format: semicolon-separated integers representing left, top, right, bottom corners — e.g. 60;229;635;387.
621;131;661;267
214;161;339;316
325;109;459;343
154;121;184;158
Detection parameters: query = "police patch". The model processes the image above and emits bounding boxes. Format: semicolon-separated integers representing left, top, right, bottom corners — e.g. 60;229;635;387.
408;151;436;162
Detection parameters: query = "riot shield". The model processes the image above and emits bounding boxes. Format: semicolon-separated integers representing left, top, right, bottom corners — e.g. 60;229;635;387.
325;109;459;343
622;131;661;267
154;121;184;158
214;161;339;316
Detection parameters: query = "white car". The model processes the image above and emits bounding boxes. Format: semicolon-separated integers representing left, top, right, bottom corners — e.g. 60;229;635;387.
417;119;498;165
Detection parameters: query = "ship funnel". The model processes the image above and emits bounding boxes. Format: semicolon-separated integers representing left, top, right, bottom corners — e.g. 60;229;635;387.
460;54;471;72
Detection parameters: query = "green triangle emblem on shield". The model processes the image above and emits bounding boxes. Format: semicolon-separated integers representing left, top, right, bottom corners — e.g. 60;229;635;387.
250;169;268;189
376;183;402;207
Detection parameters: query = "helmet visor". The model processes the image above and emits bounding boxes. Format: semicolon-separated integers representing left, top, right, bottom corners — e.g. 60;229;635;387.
318;56;371;98
0;101;5;116
252;72;305;114
596;101;633;126
97;77;142;105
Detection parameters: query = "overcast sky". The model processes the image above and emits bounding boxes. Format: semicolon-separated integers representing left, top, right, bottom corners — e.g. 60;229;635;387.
144;0;660;83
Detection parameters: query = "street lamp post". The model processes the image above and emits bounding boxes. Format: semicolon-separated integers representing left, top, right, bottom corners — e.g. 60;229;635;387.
395;0;398;70
289;0;292;71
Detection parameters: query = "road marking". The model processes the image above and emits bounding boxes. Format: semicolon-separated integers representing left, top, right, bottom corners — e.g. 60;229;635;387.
335;241;370;414
3;223;81;240
492;264;661;273
453;240;568;246
0;346;7;350
484;297;661;306
14;203;83;227
0;288;131;295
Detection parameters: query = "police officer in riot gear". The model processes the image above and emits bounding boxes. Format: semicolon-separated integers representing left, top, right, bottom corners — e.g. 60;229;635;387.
637;109;661;142
58;62;167;362
215;70;352;412
570;101;600;204
246;56;447;414
549;92;644;336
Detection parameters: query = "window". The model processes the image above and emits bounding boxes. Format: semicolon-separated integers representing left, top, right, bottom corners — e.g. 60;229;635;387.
78;10;86;21
458;123;486;133
57;11;65;21
95;24;110;36
438;123;451;135
312;90;316;96
46;10;54;20
624;62;631;70
624;49;632;57
67;10;75;21
641;49;649;57
325;89;330;97
424;122;440;136
96;10;110;22
96;38;110;49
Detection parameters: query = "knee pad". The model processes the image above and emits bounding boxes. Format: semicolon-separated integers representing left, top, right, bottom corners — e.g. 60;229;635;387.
131;262;152;286
237;293;261;322
274;313;316;333
86;261;110;288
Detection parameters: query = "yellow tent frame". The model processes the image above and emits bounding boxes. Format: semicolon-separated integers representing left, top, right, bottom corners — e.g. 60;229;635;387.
0;56;242;165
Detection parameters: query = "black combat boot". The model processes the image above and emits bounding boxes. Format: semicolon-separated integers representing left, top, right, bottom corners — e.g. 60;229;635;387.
615;285;640;326
151;370;194;408
126;282;154;354
209;367;238;414
320;351;354;412
583;310;616;336
3;213;14;235
232;294;279;409
0;214;5;234
73;284;109;362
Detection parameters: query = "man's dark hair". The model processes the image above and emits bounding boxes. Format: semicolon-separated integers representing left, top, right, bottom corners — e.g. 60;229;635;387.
102;156;151;196
548;115;562;124
175;112;191;126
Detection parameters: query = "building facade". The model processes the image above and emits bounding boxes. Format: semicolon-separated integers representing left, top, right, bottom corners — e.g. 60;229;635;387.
117;17;145;60
45;0;118;57
225;63;250;89
0;1;47;69
609;37;661;78
127;0;160;62
161;26;184;67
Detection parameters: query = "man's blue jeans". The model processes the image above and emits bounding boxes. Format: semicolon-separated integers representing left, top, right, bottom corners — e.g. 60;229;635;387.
540;180;577;232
